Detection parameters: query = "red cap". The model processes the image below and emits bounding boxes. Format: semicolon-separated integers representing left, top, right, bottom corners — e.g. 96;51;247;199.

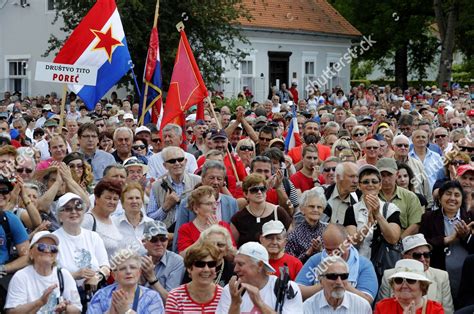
458;164;474;177
467;109;474;117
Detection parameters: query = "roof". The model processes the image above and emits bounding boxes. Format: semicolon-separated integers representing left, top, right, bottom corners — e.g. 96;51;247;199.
238;0;361;38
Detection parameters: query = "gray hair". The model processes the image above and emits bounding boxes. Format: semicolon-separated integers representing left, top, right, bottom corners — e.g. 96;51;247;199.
162;124;182;137
299;189;327;209
351;125;367;135
161;146;184;162
12;117;27;128
201;160;226;177
198;225;236;255
322;156;340;168
344;117;357;125
110;249;142;271
103;163;126;177
320;113;334;121
317;255;349;277
113;126;133;141
392;134;409;145
335;161;356;179
324;121;340;132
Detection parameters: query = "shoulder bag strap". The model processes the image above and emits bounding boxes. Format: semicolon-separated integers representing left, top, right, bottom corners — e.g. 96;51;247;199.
88;212;97;232
57;267;64;296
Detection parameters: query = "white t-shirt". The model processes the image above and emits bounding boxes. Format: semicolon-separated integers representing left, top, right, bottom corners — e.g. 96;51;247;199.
217;275;303;314
147;151;198;179
5;265;82;313
81;213;123;258
53;227;109;284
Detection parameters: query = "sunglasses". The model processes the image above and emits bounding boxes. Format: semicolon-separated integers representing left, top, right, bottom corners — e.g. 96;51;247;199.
322;273;349;281
365;146;379;150
360;179;380;185
395;143;409;148
239;145;254;152
323;167;336;172
133;144;146;150
60;202;84;213
259;137;272;142
353;132;365;137
451;161;467;166
150;236;168;243
165;157;185;164
434;134;447;139
412;252;431;260
452;123;463;127
193;260;217;268
151;138;161;143
36;243;59;254
0;187;10;195
248;186;267;194
393;277;417;285
459;146;474;153
16;168;33;174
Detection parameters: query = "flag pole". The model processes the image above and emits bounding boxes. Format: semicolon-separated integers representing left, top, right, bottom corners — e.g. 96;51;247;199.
208;98;241;183
59;84;68;129
139;0;160;126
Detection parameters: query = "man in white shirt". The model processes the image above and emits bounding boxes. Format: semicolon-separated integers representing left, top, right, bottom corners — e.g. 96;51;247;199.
217;242;303;313
303;256;372;313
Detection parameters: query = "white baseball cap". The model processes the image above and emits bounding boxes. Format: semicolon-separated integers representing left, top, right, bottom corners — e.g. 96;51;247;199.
56;192;83;212
402;233;432;254
135;126;151;135
237;242;275;272
123;113;134;121
30;231;59;248
261;220;286;237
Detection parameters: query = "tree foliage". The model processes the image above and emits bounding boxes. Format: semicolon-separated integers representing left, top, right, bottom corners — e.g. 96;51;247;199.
44;0;252;94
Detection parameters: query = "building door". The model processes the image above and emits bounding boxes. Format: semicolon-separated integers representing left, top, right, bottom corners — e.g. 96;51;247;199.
268;52;292;99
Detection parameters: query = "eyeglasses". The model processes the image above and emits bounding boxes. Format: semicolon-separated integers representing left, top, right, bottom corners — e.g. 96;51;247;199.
151;138;161;143
353;132;365;137
36;243;59;254
365;146;379;150
132;144;146;150
239;145;254;152
395;143;409;148
149;236;168;243
393;277;417;285
323;167;336;172
411;252;431;260
259;137;272;142
60;201;84;213
200;201;217;207
452;123;463;127
451;160;467;166
360;179;380;185
165;157;185;164
248;186;267;194
322;273;349;281
16;168;33;174
68;163;84;169
335;146;346;151
0;187;10;195
193;260;217;268
434;134;447;139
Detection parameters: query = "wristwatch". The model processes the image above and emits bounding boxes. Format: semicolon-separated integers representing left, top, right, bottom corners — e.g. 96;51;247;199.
148;278;159;286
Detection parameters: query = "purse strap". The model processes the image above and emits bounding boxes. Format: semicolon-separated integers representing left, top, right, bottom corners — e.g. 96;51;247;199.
421;298;427;314
382;202;389;219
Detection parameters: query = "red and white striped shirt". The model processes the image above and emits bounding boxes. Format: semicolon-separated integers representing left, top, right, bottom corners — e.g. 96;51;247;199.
165;284;222;313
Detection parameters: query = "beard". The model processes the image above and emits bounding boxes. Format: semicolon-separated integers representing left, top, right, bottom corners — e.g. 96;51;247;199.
303;133;320;145
330;287;345;299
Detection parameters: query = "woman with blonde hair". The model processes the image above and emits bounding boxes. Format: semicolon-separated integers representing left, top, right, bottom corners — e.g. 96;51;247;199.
235;138;255;173
330;138;350;157
63;152;94;193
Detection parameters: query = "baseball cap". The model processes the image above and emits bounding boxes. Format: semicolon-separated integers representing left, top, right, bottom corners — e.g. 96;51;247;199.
30;231;59;248
210;129;227;140
402;233;432;254
56;193;82;212
467;109;474;117
135;126;151;135
42;104;52;111
123;113;134;121
357;115;373;123
254;116;267;125
376;158;398;174
358;164;380;177
0;175;13;191
458;164;474;177
237;242;275;272
123;156;148;174
43;119;58;127
143;221;168;239
261;220;286;237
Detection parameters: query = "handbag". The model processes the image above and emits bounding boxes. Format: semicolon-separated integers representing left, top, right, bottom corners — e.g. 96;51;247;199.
370;202;402;279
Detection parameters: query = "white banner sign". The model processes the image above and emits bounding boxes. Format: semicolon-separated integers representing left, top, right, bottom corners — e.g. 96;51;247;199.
34;62;98;86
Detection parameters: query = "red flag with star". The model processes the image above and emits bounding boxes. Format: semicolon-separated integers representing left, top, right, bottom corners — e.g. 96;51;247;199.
160;30;208;130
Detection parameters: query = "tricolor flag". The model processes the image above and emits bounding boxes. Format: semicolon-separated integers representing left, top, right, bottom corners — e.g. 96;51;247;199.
160;29;208;130
139;25;163;127
284;106;300;153
54;0;132;110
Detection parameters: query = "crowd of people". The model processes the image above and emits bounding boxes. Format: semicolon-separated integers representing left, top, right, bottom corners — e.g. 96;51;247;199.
0;82;473;313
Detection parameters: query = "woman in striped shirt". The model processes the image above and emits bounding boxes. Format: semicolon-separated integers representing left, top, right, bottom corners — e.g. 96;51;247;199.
166;242;223;313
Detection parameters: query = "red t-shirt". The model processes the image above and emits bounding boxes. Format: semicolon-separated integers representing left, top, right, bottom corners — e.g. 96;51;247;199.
287;143;330;164
177;221;235;253
290;171;314;192
269;253;303;280
375;298;444;314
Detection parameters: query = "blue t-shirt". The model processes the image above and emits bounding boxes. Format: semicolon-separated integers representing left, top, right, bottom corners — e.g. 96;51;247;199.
0;211;29;264
295;250;378;300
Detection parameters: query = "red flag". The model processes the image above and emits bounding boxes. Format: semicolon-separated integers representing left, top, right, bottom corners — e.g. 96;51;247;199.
160;30;208;129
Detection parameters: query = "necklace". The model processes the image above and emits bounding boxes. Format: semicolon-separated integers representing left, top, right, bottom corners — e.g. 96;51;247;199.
247;204;266;223
215;261;224;285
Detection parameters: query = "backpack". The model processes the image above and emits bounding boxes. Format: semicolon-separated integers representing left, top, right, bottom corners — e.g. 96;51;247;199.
0;211;16;261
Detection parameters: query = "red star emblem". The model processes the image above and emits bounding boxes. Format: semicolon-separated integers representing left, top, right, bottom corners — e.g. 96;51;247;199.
90;25;123;63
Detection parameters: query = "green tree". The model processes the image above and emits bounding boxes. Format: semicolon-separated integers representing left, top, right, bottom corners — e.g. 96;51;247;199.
44;0;252;96
329;0;437;89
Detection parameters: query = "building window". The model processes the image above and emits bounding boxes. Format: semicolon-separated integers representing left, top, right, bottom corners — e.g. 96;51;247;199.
304;61;315;96
8;60;28;94
47;0;56;11
240;60;254;95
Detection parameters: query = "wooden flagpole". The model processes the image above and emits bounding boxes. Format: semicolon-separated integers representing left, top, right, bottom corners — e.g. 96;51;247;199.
208;98;241;183
59;84;68;129
139;0;160;126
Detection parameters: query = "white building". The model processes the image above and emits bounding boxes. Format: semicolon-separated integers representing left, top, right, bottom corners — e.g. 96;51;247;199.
219;0;361;102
